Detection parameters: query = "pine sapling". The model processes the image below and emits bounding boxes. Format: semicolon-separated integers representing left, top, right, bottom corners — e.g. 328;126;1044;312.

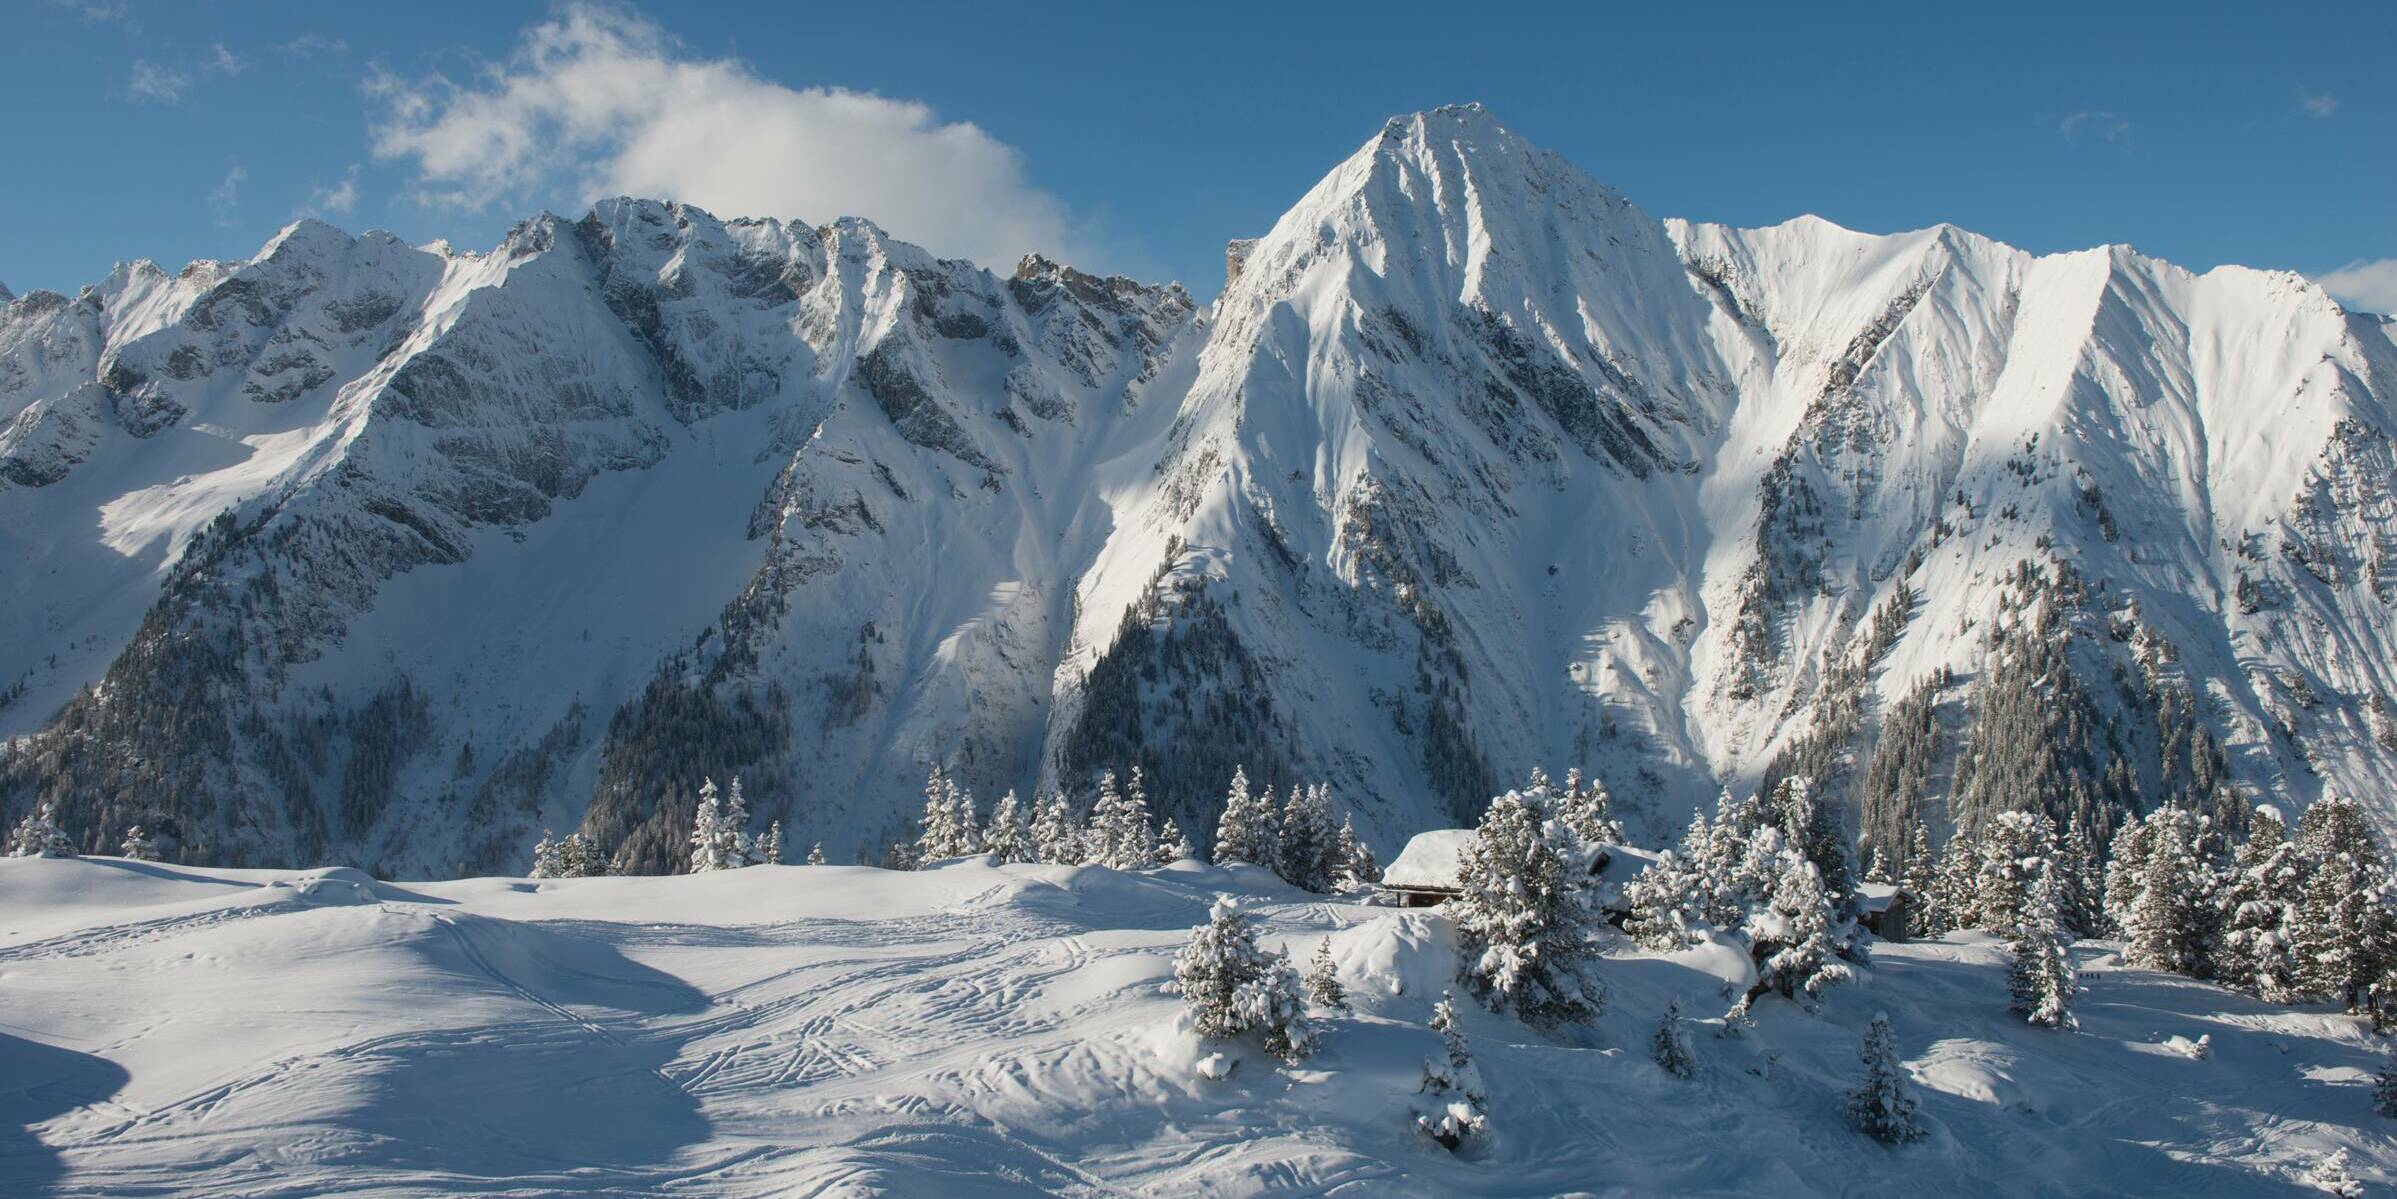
1844;1012;1924;1143
1415;991;1488;1151
1304;938;1349;1011
120;824;161;862
1652;997;1696;1079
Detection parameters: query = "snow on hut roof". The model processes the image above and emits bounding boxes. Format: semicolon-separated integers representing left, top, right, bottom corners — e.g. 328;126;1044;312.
1383;829;1477;891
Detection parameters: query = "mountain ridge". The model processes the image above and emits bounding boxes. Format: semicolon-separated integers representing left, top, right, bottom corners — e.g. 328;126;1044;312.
5;108;2395;875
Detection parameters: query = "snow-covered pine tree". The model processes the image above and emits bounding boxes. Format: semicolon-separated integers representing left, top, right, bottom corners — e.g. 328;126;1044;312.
1863;844;1892;886
881;837;920;871
2218;806;2304;1001
915;764;976;862
1156;819;1196;864
1212;765;1278;867
983;789;1032;864
720;776;757;866
688;778;733;872
2374;1044;2397;1118
2293;796;2397;1010
2103;813;2160;934
120;824;160;862
1844;1012;1924;1143
1450;789;1606;1025
1172;896;1315;1064
530;830;564;878
8;800;74;858
1304;937;1349;1011
1652;997;1696;1079
1415;991;1488;1151
1559;767;1625;846
1276;782;1337;892
1333;815;1381;888
559;832;604;876
2007;860;2078;1030
1627;803;1740;950
1086;769;1156;870
1766;775;1858;919
2056;820;2108;938
1922;824;1983;936
2124;807;2217;977
757;820;783;865
805;842;827;866
1031;790;1085;865
2309;1147;2364;1199
1623;839;1708;951
1899;815;1937;901
1973;810;2058;936
1749;852;1855;1004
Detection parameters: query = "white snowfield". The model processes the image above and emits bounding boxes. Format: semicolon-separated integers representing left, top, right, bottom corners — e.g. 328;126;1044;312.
2;855;2387;1197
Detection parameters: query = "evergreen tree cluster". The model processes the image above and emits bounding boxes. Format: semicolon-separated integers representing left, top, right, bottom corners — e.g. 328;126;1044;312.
683;776;774;872
1208;766;1380;892
1449;784;1609;1026
2086;795;2397;1016
1623;778;1860;1010
529;828;607;878
7;800;76;858
1172;895;1316;1065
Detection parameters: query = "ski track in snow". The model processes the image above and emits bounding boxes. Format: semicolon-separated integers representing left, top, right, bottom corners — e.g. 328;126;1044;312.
1;854;2391;1197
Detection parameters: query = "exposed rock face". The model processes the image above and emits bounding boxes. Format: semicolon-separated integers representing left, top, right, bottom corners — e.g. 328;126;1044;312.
6;108;2396;874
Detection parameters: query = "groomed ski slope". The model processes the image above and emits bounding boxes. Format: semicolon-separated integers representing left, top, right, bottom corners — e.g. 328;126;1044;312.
0;854;2388;1197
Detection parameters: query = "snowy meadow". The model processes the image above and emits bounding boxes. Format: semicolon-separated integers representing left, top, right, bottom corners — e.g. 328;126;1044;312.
4;769;2395;1197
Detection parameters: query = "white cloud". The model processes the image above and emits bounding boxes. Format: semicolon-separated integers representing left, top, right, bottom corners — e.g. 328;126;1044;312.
2059;109;2130;142
127;60;189;104
207;43;245;76
281;33;349;58
208;164;245;224
301;165;363;218
366;4;1085;270
2315;259;2397;315
51;0;134;28
2301;91;2338;118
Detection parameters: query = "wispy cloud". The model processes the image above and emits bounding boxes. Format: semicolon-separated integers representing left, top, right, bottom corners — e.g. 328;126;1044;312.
2300;91;2338;119
126;60;189;104
300;165;363;218
126;41;247;105
50;0;135;28
2315;260;2397;315
281;33;349;58
208;164;245;224
2059;109;2130;143
366;3;1092;271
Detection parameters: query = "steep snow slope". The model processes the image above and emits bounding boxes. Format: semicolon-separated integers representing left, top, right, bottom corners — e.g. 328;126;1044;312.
3;854;2391;1196
5;106;2397;875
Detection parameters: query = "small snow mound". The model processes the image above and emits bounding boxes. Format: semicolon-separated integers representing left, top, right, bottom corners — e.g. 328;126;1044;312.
262;868;380;906
1195;1052;1235;1081
1327;911;1460;1008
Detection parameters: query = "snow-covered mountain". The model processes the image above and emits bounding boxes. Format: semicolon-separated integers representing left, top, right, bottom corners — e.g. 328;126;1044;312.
6;105;2397;874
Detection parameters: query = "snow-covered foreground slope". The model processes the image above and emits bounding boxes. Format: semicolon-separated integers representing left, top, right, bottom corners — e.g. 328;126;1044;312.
7;104;2397;876
2;854;2387;1197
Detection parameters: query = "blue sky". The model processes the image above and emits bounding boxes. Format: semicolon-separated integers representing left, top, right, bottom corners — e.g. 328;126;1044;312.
7;1;2393;308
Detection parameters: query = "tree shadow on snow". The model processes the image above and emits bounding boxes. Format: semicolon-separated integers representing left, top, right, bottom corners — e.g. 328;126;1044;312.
0;1033;128;1198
